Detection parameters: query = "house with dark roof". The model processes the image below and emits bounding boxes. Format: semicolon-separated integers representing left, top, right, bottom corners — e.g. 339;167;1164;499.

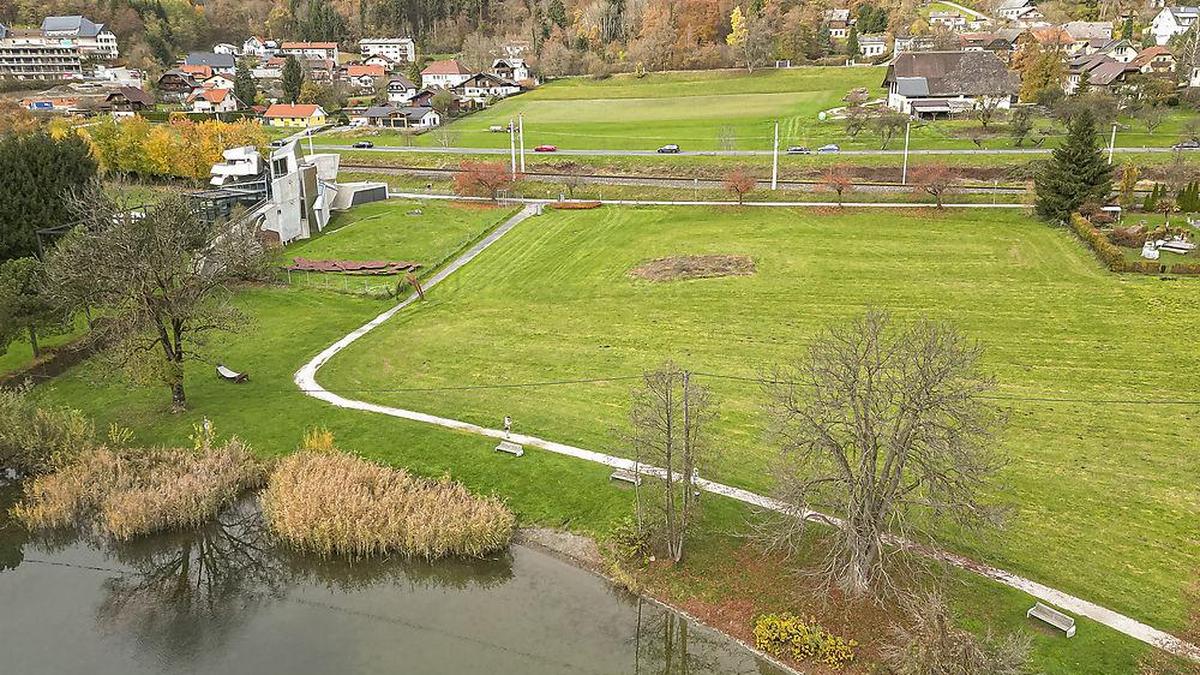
362;104;441;128
184;51;235;75
1065;53;1139;93
455;72;521;105
883;50;1018;116
100;86;154;115
157;69;200;100
41;15;118;59
386;75;417;103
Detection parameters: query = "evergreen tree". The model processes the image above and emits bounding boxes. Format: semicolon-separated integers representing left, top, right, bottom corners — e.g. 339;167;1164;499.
1121;16;1135;40
0;257;67;358
282;56;304;104
818;24;833;56
846;26;860;59
1143;183;1161;212
234;59;257;107
0;132;97;262
1034;109;1114;223
547;0;567;28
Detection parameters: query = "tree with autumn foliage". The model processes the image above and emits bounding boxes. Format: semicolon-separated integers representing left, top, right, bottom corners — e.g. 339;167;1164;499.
723;168;757;205
821;165;854;206
910;163;955;208
454;161;517;200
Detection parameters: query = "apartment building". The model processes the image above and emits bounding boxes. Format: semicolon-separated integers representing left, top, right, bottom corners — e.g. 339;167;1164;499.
0;26;83;80
359;37;415;64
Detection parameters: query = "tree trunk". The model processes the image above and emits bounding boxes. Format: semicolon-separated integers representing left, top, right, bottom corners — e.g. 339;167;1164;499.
27;325;39;358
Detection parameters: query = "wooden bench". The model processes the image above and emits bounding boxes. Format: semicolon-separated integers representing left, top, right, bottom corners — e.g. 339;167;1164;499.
1027;602;1076;637
494;440;524;457
610;468;642;486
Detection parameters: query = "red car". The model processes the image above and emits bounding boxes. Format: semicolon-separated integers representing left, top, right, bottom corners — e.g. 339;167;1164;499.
533;144;558;152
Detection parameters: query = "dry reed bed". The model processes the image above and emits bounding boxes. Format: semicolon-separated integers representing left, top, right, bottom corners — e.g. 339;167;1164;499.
261;451;515;560
13;441;266;539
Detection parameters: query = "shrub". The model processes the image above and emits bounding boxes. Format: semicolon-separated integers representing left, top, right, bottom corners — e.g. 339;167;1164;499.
1069;213;1126;272
262;451;515;560
13;438;265;539
752;613;857;668
0;385;93;475
1170;263;1200;275
1127;260;1167;274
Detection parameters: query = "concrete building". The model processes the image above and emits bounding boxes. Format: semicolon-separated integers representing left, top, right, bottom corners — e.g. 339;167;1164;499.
0;30;83;80
41;15;118;59
359;37;415;64
859;34;888;58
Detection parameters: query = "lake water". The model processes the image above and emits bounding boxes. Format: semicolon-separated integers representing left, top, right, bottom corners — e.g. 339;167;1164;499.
0;481;785;674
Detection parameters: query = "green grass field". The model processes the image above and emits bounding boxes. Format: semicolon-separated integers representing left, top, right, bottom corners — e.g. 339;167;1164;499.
26;198;1191;672
314;204;1199;634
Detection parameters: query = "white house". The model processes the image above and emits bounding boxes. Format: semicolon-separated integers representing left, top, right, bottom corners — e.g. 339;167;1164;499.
824;9;852;38
929;11;968;30
491;57;531;83
859;34;888;58
894;35;937;53
187;88;242;113
456;72;521;105
212;42;239;56
41;15;118;59
997;0;1036;21
386;75;417;103
1151;6;1199;45
185;51;236;76
280;41;339;66
363;104;440;128
201;73;236;90
242;36;279;60
359;37;415;64
420;59;472;88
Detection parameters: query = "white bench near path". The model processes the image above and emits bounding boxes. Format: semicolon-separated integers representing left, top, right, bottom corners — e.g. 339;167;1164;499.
1028;602;1077;637
294;199;1200;663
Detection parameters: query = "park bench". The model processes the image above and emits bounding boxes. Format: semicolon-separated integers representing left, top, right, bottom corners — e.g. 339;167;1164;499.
494;440;524;457
610;468;643;486
1026;602;1076;637
216;364;248;383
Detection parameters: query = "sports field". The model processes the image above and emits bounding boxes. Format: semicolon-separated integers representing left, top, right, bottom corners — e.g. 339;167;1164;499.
315;203;1200;633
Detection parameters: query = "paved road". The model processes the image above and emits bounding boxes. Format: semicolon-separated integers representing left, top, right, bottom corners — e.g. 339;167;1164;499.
294;197;1197;662
384;191;1026;208
323;143;1189;157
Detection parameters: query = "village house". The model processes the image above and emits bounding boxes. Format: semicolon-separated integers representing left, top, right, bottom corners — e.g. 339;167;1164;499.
421;59;473;88
359;37;415;64
386;75;417;103
823;9;852;39
156;69;200;100
883;50;1018;116
456;72;521;105
201;73;236;90
305;59;337;82
491;57;532;83
263;102;327;127
280;41;339;66
362;54;400;70
342;63;386;88
959;28;1023;58
1065;53;1139;93
1092;39;1139;62
1151;6;1199;45
100;86;153;116
212;42;239;56
858;34;888;58
253;58;284;80
362;104;441;128
894;34;937;53
929;11;968;31
242;36;279;60
187;88;242;114
41;15;118;59
185;52;236;76
1131;46;1177;74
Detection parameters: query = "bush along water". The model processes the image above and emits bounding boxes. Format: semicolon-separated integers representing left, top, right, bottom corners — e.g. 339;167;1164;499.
752;612;857;668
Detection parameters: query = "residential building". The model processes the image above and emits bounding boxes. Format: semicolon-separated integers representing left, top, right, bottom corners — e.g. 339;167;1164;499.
263;102;327;127
305;59;337;82
1131;45;1177;73
997;0;1035;21
180;64;213;80
342;63;386;88
386;75;417;103
201;73;236;90
213;43;239;56
1065;53;1139;93
824;9;852;39
185;52;236;76
254;56;286;79
242;36;279;60
882;50;1018;116
101;86;153;116
363;54;400;70
894;35;937;53
491;57;532;83
1093;39;1139;62
421;59;472;88
93;65;144;87
280;41;339;66
359;37;415;64
362;104;440;128
858;34;888;58
0;31;83;80
41;15;118;59
456;72;521;105
1151;6;1199;45
929;11;968;30
187;87;242;113
157;69;200;99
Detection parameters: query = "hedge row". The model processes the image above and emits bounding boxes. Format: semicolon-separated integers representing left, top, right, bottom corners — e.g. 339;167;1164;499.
1069;213;1200;276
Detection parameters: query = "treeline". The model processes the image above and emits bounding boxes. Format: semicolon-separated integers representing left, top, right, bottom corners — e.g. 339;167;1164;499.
82;116;268;181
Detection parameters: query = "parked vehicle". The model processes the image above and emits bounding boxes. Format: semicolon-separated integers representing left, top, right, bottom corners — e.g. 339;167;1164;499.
817;144;840;154
269;139;287;148
534;144;558;152
657;144;681;154
352;141;375;149
489;125;506;133
787;146;811;155
1173;139;1200;150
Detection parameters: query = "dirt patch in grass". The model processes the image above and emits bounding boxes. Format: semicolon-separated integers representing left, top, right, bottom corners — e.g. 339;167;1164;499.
629;254;755;282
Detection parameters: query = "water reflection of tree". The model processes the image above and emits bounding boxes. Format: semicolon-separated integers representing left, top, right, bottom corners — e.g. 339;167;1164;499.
284;549;515;593
633;598;719;675
94;499;288;661
0;481;29;571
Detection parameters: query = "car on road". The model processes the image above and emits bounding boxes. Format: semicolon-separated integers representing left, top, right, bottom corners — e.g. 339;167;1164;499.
787;146;811;155
534;144;558;152
352;141;375;149
1173;139;1200;150
817;144;840;154
657;144;681;154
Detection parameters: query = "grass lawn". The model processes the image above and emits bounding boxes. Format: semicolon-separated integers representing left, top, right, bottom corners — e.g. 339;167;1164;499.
0;317;88;377
24;200;1182;672
283;199;520;276
315;204;1199;635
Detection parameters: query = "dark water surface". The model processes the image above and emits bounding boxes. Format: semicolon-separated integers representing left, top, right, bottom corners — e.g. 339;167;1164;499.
0;481;784;675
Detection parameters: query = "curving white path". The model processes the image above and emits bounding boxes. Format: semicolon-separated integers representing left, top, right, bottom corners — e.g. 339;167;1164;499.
295;200;1199;662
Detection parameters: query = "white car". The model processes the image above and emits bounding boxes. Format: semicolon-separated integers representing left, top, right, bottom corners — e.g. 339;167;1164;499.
817;144;840;154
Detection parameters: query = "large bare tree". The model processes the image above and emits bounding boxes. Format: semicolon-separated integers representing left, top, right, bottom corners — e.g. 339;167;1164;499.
48;186;269;410
627;362;713;563
763;310;1005;597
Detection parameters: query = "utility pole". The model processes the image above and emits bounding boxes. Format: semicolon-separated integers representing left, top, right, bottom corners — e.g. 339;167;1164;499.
518;113;526;173
1108;122;1118;165
901;119;911;185
509;118;517;179
771;120;779;190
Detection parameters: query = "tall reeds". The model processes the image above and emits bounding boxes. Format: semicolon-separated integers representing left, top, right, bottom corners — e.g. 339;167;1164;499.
261;451;515;560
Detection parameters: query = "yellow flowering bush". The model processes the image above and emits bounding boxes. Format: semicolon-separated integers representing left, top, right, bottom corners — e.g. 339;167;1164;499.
753;612;857;668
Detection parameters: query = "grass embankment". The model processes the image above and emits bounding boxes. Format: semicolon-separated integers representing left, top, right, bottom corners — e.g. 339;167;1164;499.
25;200;1185;672
263;449;515;559
316;204;1199;637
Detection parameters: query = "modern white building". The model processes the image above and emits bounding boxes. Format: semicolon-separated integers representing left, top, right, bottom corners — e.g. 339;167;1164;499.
41;15;118;59
1151;6;1199;45
0;28;83;80
858;34;888;58
359;37;415;64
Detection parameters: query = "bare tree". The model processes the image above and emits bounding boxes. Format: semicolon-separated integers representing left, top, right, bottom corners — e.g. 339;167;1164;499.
973;97;1003;131
873;110;909;150
722;168;757;205
453;160;516;200
627;362;713;563
1137;106;1168;135
880;588;1031;674
559;165;585;199
433;124;460;149
48;186;269;410
820;164;854;206
762;310;1005;598
910;164;955;208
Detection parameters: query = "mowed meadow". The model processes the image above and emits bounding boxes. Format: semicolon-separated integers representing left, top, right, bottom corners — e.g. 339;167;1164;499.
317;204;1200;632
